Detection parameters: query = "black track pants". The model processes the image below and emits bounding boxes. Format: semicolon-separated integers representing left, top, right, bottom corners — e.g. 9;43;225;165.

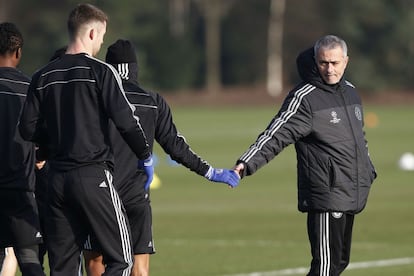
307;212;354;276
46;164;133;275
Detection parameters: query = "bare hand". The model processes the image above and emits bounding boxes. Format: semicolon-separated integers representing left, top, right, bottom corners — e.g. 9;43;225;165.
35;160;46;170
233;163;245;178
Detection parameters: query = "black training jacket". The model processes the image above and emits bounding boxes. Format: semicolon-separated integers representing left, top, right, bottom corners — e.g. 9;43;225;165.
109;67;210;191
238;48;376;214
0;67;36;190
19;54;150;171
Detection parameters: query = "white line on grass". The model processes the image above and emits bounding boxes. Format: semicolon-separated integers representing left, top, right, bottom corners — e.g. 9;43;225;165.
223;257;414;276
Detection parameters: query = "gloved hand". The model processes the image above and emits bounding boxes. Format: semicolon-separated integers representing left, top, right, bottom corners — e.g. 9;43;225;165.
138;155;154;191
205;167;240;188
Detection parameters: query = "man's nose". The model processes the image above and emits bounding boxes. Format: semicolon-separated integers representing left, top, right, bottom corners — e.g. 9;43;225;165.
327;63;335;72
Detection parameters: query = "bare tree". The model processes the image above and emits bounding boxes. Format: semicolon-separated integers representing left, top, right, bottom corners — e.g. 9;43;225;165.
169;0;190;37
195;0;234;95
0;0;12;22
267;0;286;97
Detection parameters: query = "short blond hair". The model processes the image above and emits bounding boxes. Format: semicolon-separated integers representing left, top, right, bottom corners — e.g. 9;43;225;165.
67;3;108;39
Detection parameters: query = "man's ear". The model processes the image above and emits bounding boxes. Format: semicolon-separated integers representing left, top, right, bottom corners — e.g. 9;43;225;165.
89;28;95;41
15;48;21;59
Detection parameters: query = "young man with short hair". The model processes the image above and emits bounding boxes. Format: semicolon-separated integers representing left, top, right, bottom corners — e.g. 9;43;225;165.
19;4;154;275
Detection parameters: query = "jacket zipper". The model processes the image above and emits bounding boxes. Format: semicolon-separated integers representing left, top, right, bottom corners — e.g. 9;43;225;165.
339;90;359;210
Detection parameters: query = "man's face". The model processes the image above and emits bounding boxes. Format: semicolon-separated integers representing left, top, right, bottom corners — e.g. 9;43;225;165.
315;46;348;85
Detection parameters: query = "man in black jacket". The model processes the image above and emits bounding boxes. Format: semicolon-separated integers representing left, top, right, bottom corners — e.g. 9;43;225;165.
234;35;376;276
18;4;154;275
0;22;44;275
83;39;240;276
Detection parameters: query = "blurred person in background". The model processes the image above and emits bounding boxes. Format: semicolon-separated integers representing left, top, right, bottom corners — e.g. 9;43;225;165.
18;4;154;275
83;39;240;276
0;22;44;275
233;35;377;276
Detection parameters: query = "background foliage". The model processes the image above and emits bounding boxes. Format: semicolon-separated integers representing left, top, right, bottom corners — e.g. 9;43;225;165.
0;0;414;92
2;0;414;92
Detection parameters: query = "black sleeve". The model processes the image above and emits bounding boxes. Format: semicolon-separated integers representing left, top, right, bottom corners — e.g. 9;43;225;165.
99;65;150;160
18;73;48;144
155;94;210;176
237;87;313;176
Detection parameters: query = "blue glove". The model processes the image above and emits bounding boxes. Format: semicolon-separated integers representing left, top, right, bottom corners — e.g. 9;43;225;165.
138;155;154;191
205;167;240;188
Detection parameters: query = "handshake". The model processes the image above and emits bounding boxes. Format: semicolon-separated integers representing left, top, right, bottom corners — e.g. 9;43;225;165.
204;166;242;188
139;155;245;190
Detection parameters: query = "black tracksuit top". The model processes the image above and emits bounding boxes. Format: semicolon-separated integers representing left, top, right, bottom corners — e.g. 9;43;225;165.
0;67;36;190
110;77;210;190
238;48;376;214
19;53;150;171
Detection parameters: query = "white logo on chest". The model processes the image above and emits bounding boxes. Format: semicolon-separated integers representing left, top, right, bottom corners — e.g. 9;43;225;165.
330;111;341;124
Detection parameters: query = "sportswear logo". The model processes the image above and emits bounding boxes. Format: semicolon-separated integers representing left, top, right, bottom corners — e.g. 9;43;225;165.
99;181;107;188
330;111;341;124
331;212;343;219
148;241;153;248
117;63;130;80
36;232;43;238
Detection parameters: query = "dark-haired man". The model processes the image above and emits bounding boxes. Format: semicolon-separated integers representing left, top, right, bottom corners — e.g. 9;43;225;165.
84;39;240;276
0;22;44;276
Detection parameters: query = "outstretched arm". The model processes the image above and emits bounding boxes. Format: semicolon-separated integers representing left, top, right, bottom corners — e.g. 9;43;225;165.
235;87;313;177
155;94;239;187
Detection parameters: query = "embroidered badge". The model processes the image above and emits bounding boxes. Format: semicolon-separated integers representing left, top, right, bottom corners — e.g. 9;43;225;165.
331;212;343;219
330;111;341;124
355;106;362;121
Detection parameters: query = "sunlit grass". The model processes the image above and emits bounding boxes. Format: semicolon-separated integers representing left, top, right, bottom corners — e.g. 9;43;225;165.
17;104;414;275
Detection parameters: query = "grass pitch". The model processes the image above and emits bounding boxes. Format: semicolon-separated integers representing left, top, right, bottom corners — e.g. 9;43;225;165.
149;104;414;276
17;103;414;275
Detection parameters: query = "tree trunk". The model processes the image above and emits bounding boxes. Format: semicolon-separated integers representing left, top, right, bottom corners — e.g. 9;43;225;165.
267;0;286;97
204;0;221;95
0;0;12;22
195;0;234;96
169;0;190;37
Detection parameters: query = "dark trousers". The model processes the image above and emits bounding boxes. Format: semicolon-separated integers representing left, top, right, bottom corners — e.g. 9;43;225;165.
307;212;354;276
46;164;133;275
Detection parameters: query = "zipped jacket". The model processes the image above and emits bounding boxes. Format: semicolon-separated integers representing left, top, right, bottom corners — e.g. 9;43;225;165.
238;47;376;214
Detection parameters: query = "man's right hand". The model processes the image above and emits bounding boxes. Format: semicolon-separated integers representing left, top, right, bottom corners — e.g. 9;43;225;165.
233;163;245;178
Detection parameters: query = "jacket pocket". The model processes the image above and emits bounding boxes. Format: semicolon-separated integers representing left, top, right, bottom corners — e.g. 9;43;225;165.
328;158;338;189
308;150;334;190
369;159;377;183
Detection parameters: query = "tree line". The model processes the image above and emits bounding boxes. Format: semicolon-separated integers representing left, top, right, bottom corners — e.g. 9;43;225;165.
2;0;413;93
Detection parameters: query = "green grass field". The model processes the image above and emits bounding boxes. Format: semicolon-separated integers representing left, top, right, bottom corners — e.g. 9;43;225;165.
16;104;414;275
148;104;414;275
